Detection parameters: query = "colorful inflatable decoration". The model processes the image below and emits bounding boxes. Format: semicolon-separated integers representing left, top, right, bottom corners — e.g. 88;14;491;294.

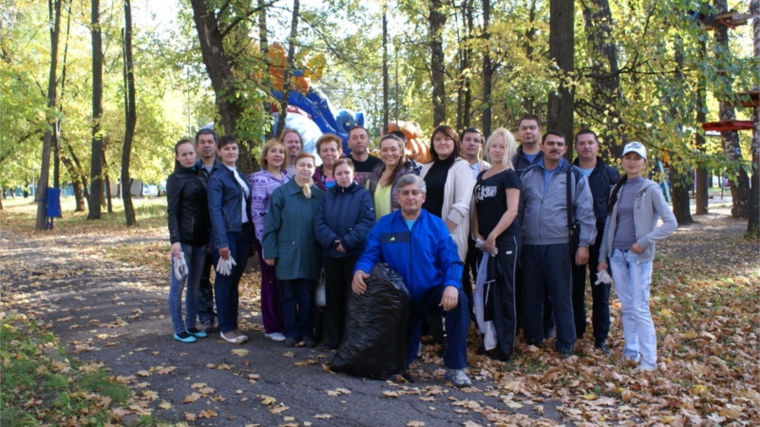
387;120;431;164
268;43;363;155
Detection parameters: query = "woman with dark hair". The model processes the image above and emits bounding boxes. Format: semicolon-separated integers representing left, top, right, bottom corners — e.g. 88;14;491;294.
249;139;289;342
166;139;211;343
314;158;375;349
263;152;324;347
597;142;676;372
420;125;475;262
207;135;253;344
366;134;419;219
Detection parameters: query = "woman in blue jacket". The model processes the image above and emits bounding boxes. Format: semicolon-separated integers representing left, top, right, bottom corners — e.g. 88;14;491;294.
314;158;375;349
207;135;253;344
263;152;324;347
166;139;211;343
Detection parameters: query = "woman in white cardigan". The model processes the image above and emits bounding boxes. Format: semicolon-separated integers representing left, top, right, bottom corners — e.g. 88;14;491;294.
419;125;475;262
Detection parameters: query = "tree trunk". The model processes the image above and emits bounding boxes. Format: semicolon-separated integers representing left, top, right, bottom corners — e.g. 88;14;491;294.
580;0;626;157
36;0;62;230
60;154;85;212
481;0;492;135
87;0;104;220
122;0;137;227
455;0;473;131
382;10;389;134
277;0;300;134
747;0;760;237
429;0;446;126
547;0;575;160
522;0;538;116
714;0;751;219
189;0;253;173
695;38;709;215
670;36;693;226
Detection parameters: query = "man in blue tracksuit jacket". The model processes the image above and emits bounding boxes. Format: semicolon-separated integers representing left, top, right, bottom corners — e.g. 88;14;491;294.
352;174;471;387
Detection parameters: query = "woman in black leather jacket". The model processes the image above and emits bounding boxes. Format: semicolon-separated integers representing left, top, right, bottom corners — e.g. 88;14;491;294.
166;139;211;343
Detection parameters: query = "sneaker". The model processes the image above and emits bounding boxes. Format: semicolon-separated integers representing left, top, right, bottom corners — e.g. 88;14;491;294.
284;338;297;347
265;332;286;342
444;368;472;388
633;365;656;373
174;331;197;343
187;328;208;338
220;331;245;344
234;329;249;342
199;320;216;333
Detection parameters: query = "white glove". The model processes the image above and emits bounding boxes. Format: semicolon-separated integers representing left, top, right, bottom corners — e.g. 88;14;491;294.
173;252;187;280
225;256;237;274
216;257;230;276
595;269;613;286
475;237;498;257
215;256;237;276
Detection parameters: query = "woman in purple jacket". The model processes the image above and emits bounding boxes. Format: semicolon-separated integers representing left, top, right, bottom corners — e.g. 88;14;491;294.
249;139;289;343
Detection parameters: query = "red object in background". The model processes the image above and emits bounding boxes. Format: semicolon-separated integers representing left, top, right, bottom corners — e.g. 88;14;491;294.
701;121;753;132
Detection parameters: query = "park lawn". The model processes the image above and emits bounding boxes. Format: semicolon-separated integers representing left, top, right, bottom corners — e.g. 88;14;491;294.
1;196;758;426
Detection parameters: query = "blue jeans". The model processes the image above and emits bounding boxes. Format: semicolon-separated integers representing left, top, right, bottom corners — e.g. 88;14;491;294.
609;249;656;369
197;252;216;324
281;279;316;341
212;228;251;334
168;243;207;335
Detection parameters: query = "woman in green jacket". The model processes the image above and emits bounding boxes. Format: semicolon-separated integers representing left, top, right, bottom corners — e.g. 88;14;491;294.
262;152;324;348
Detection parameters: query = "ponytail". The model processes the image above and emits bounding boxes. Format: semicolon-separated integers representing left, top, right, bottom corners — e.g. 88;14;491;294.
606;175;628;214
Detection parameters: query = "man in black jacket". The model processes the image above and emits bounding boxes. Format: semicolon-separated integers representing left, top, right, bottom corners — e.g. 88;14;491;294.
571;129;620;354
196;128;219;333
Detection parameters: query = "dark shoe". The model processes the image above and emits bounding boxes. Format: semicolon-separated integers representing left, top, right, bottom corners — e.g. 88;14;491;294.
486;349;510;362
187;328;208;338
303;338;316;348
174;331;196;343
558;349;572;358
401;371;416;383
525;338;542;346
595;342;610;354
284;338;297;347
199;320;216;333
321;344;337;351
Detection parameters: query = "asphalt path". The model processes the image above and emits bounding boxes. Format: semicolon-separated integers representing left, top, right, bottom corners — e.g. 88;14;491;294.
3;231;565;426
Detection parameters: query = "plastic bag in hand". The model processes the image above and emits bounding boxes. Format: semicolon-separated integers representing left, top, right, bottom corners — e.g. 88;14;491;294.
173;252;187;280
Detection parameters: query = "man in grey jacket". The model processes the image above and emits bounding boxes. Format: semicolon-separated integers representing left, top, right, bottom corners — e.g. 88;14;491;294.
519;131;596;356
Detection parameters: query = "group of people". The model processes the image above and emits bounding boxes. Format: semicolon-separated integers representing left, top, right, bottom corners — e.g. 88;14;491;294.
166;114;676;388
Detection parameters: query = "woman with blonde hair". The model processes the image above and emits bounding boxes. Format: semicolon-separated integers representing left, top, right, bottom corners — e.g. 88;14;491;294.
249;139;289;342
263;152;324;347
471;127;521;361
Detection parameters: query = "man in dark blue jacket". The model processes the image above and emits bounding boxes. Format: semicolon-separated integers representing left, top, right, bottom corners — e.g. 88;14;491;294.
571;130;620;354
196;128;219;333
352;174;471;387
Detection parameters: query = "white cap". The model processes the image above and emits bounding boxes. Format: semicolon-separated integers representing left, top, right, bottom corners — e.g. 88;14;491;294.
622;141;647;160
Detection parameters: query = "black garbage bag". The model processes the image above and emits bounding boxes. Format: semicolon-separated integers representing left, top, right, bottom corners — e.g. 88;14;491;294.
330;263;411;379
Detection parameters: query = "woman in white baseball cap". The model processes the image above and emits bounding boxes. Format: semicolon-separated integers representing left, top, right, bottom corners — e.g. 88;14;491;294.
597;142;677;372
